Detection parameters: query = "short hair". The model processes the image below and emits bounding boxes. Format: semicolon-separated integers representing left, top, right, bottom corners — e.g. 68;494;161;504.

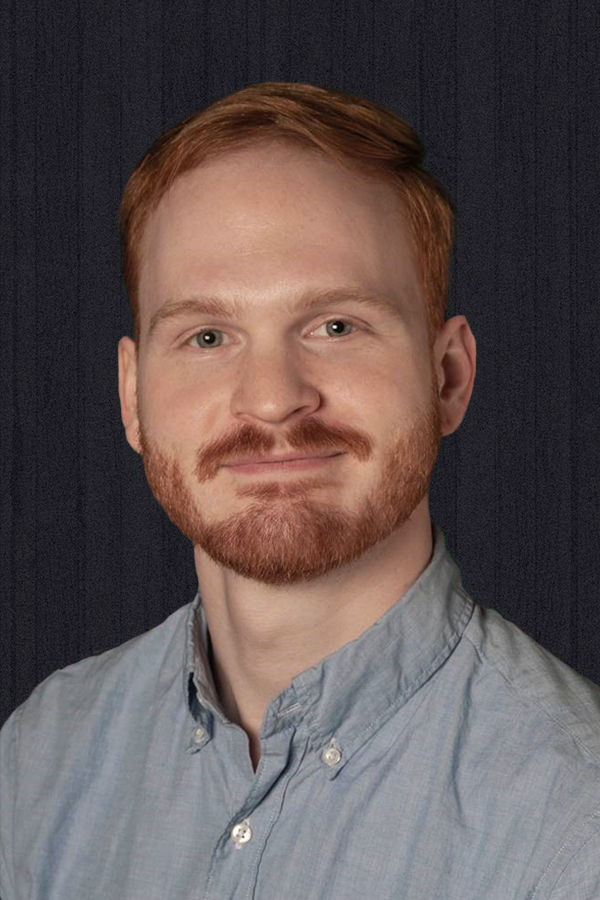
118;82;455;351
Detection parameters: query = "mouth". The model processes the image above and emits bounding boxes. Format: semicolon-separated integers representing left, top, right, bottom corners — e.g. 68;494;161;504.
225;452;344;475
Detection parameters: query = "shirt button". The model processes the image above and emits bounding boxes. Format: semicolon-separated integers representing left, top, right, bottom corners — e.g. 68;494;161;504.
321;741;342;767
231;818;253;849
192;726;205;744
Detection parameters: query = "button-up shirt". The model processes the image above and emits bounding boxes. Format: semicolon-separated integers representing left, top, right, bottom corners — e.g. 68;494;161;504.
2;523;600;899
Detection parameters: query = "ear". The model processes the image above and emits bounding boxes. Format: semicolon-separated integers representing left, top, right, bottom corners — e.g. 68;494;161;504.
118;336;142;454
434;316;477;437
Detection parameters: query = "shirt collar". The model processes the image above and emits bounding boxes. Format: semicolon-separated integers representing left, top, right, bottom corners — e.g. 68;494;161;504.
183;522;474;769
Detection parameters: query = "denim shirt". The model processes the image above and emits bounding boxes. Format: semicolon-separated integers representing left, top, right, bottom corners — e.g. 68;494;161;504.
2;523;600;899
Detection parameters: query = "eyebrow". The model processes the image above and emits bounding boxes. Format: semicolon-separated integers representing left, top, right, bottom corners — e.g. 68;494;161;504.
147;287;406;341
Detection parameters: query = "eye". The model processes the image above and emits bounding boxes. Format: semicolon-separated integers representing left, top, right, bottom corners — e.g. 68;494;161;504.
184;318;358;351
315;319;357;339
185;329;229;350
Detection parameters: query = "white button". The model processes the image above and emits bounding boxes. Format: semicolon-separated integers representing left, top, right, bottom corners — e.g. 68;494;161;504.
192;727;205;744
231;818;253;848
321;740;342;767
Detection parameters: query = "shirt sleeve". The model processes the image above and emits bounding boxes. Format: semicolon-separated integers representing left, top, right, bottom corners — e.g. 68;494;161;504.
0;705;21;900
547;827;600;900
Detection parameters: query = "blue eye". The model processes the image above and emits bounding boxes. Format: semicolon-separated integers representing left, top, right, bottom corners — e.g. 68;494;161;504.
185;318;357;351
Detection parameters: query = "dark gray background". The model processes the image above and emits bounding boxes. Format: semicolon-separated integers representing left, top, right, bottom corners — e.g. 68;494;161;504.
2;0;599;730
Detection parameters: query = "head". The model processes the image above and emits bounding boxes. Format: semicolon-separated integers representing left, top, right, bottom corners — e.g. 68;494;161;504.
118;82;476;587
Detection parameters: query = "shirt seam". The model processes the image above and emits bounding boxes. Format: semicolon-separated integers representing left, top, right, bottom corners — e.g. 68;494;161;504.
462;626;600;898
532;808;600;899
462;627;600;768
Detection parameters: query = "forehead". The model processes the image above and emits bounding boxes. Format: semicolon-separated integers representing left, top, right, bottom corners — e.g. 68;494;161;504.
137;142;423;330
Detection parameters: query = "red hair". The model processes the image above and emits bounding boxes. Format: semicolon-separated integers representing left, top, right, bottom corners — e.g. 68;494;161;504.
118;82;454;350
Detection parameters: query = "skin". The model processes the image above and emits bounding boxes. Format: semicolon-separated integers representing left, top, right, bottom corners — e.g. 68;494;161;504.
118;140;476;773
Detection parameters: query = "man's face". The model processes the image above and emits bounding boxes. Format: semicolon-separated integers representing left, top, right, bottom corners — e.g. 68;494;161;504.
118;140;443;586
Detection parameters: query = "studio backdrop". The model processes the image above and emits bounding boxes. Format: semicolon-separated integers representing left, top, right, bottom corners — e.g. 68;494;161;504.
1;0;600;730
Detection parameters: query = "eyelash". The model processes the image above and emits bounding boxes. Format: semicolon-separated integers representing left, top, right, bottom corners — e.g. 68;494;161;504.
182;318;360;351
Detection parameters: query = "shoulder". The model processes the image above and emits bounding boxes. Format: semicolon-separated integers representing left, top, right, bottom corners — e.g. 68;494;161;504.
0;599;195;896
464;600;600;766
467;600;600;758
0;598;193;756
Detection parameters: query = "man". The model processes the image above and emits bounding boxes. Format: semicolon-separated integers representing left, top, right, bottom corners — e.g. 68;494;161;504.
2;93;600;899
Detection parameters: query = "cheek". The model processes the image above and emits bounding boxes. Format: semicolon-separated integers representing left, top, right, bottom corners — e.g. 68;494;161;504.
139;381;195;446
143;366;199;416
342;364;401;411
331;363;390;405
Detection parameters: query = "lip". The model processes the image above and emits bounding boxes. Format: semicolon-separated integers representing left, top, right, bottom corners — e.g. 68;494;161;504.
225;452;344;475
225;452;341;466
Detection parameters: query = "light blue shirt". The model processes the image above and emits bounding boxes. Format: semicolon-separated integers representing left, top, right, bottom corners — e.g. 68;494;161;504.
2;523;600;899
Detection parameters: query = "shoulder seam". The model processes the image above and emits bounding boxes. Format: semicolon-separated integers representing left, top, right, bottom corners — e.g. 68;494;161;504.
461;626;600;768
532;808;600;899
